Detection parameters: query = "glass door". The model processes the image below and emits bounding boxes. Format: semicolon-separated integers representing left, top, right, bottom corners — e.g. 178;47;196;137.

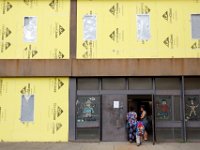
155;95;182;142
185;95;200;141
184;77;200;141
76;96;101;140
154;78;182;142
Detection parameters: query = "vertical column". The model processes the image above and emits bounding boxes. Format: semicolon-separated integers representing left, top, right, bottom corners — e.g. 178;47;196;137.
152;78;156;144
70;0;77;59
181;76;187;142
69;78;76;141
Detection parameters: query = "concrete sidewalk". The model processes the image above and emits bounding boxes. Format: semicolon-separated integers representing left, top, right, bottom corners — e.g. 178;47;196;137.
0;142;199;150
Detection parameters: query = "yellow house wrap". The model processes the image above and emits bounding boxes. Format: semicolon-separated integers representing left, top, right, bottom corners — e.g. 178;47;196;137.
77;0;200;59
0;0;70;59
0;78;69;142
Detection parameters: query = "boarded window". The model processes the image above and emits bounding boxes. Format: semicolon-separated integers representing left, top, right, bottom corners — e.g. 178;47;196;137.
83;15;96;40
191;14;200;39
24;17;37;42
20;95;34;122
137;14;150;40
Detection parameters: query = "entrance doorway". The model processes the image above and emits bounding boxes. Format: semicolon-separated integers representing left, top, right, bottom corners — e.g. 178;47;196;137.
128;95;153;141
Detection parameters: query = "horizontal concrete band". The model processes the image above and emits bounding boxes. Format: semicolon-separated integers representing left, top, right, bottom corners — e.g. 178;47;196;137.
0;59;200;77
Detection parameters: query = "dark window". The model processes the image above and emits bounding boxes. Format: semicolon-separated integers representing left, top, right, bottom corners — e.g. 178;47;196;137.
185;78;200;90
102;78;126;90
77;78;99;90
128;78;152;90
155;78;180;90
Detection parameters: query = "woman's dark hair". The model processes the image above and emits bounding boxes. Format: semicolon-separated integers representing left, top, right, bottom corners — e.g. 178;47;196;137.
140;105;145;109
129;106;134;111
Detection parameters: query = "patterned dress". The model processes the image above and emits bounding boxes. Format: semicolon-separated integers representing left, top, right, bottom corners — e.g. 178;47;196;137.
127;111;137;142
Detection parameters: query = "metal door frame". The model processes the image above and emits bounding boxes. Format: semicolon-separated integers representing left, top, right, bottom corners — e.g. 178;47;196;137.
127;94;155;145
152;78;156;144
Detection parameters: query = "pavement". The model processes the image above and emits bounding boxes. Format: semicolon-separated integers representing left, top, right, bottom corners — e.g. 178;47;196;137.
0;142;200;150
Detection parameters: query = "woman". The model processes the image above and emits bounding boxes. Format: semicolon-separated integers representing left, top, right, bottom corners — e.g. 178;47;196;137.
126;107;137;143
140;106;148;141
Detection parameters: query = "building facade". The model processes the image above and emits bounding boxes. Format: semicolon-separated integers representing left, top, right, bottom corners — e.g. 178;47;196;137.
0;0;200;143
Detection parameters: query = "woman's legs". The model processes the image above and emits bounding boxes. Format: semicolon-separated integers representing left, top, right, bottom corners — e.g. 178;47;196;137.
144;131;148;141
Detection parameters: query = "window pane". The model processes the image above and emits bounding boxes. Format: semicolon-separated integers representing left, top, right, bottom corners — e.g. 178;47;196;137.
185;96;200;121
83;15;96;40
102;78;126;90
155;96;172;121
174;96;181;121
187;128;200;141
77;78;99;90
185;78;200;90
185;95;200;141
128;78;152;90
156;128;182;142
137;14;151;40
155;78;180;90
24;16;37;42
191;14;200;39
155;95;182;141
76;96;100;140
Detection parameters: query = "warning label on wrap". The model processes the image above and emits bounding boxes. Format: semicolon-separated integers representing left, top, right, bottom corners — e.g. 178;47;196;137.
0;42;11;53
0;79;8;96
49;78;65;93
48;103;64;134
20;83;35;95
136;3;151;14
163;34;179;49
0;25;12;40
82;40;97;58
191;40;200;49
0;106;6;122
0;79;3;96
49;103;64;121
50;48;65;59
109;28;124;43
109;2;124;18
23;44;38;59
51;23;65;39
23;0;38;8
0;0;13;14
162;8;178;24
49;0;65;12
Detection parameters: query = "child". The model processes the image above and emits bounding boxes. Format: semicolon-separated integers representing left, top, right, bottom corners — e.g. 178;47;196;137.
136;121;145;146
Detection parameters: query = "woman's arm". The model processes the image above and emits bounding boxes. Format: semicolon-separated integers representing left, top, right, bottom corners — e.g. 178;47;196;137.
140;111;146;119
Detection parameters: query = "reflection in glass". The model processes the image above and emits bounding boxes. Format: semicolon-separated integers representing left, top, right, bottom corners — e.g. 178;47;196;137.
155;96;172;120
185;96;200;121
76;96;100;140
